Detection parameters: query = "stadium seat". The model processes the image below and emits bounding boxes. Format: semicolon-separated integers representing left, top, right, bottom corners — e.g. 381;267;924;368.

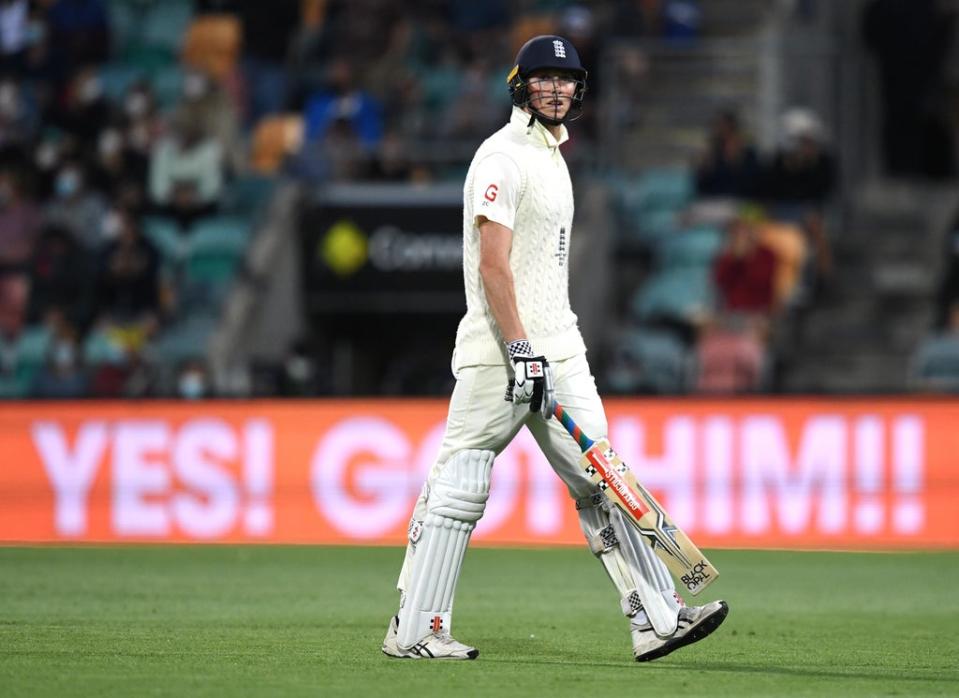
0;325;51;397
608;327;690;394
182;14;242;83
83;326;128;367
631;268;715;325
97;64;143;101
188;216;251;256
757;220;807;307
911;334;959;392
142;216;188;267
250;115;304;174
150;64;184;109
221;175;276;216
656;225;724;270
148;313;218;364
108;0;192;68
695;326;766;393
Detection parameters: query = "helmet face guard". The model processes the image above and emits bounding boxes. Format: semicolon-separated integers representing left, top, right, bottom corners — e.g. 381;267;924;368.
507;35;588;126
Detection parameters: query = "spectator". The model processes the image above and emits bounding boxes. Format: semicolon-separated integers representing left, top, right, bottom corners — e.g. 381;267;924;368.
0;166;41;273
88;127;148;199
694;110;761;198
175;358;212;399
31;310;87;398
0;0;30;73
46;0;110;72
174;69;242;174
934;219;959;329
94;210;161;327
863;0;955;178
234;0;301;123
713;214;777;316
44;160;108;251
26;223;91;326
761;108;836;206
49;67;112;143
148;112;224;228
303;57;383;152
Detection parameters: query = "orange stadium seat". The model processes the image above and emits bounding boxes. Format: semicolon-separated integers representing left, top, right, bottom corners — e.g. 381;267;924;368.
250;115;304;174
181;14;242;82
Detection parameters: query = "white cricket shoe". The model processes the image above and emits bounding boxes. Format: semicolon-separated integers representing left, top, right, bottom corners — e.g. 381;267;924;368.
381;615;479;660
632;600;729;662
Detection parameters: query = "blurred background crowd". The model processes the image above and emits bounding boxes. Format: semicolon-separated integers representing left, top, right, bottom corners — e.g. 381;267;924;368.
0;0;958;400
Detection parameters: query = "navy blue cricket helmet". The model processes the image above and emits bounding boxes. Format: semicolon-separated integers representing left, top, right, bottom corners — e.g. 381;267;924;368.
507;35;588;125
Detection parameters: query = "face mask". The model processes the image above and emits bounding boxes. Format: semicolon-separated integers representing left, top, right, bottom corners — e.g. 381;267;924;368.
52;342;76;370
55;169;80;198
78;76;102;104
183;73;209;100
125;92;148;118
101;210;123;240
0;83;18;119
98;130;123;160
178;372;206;400
35;141;59;170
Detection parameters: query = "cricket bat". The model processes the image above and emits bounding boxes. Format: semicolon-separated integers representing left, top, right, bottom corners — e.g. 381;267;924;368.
549;399;719;596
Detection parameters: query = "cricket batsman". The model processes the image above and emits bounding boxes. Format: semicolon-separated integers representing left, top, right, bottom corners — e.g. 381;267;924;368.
382;35;728;662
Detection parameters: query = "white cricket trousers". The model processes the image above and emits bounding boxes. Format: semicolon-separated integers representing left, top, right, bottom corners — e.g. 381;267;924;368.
413;352;607;520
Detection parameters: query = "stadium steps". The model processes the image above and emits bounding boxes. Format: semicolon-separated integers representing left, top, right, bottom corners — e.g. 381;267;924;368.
779;181;958;393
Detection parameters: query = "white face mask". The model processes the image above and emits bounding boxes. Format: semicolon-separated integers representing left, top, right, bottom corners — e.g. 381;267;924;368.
78;76;102;104
125;92;149;118
52;341;77;370
178;372;207;400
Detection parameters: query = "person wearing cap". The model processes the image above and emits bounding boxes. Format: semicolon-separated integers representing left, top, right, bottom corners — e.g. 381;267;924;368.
381;35;728;662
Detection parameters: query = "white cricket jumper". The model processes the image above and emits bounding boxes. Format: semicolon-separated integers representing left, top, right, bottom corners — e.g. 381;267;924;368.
453;106;587;371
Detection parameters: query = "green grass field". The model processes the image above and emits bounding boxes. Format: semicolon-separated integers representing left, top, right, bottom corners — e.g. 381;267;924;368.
1;546;957;697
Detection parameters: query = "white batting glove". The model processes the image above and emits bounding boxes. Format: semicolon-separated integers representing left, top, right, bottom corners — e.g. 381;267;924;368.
505;339;549;413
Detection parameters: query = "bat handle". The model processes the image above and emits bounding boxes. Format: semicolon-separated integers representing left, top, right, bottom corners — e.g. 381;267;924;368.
551;398;595;452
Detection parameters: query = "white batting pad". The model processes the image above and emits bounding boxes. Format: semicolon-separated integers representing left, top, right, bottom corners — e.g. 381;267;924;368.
396;449;494;649
578;494;679;637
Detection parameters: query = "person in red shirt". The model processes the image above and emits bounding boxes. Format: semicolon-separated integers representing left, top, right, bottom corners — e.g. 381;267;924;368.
713;214;777;315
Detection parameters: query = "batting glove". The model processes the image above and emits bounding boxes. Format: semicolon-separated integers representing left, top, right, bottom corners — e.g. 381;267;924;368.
505;339;549;413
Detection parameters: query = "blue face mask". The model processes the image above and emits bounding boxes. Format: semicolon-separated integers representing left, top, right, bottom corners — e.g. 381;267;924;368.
178;373;206;400
55;170;80;198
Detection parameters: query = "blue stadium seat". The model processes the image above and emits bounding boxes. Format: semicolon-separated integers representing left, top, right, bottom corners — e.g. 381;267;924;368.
911;335;959;392
221;175;277;217
142;216;188;266
148;313;218;364
656;225;724;270
631;268;715;324
608;328;690;394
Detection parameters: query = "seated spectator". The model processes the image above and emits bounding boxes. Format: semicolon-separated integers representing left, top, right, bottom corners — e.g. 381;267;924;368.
0;77;35;145
31;310;87;398
174;69;242;173
48;67;111;143
43;160;108;250
303;57;383;152
934;217;959;329
46;0;110;70
911;301;959;392
0;166;42;273
760;108;836;207
695;319;766;394
88;127;148;199
175;358;212;400
94;211;161;349
694;110;760;198
26;223;91;327
713;213;777;317
148;113;224;228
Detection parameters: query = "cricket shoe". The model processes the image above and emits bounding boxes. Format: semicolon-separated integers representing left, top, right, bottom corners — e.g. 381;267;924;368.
632;600;729;662
381;615;479;660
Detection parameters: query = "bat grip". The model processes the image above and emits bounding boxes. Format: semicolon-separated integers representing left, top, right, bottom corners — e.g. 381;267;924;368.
552;400;594;452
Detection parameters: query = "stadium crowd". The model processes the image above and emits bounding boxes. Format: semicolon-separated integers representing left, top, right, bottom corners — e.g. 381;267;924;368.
0;0;954;398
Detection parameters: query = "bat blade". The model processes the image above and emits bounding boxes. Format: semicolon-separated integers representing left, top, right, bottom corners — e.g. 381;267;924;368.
580;438;719;595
